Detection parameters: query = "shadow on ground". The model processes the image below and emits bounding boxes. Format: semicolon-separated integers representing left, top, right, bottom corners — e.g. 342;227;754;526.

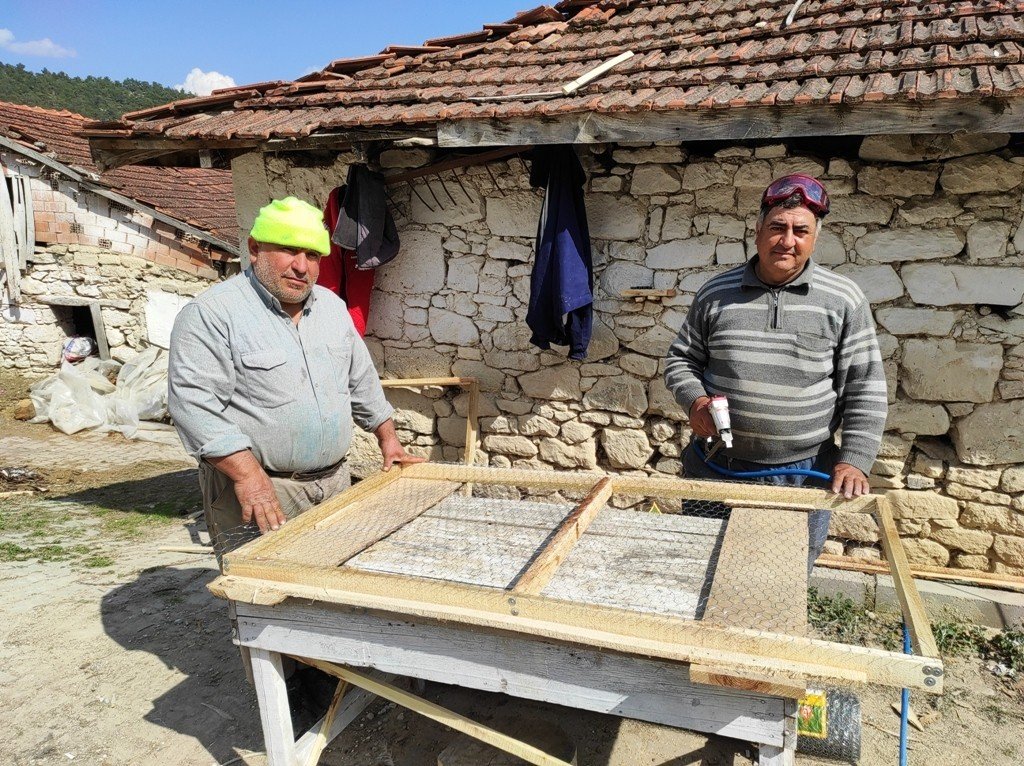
100;564;265;765
49;468;201;515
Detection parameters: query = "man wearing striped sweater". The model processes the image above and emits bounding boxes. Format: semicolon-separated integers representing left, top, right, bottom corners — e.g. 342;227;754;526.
664;174;887;569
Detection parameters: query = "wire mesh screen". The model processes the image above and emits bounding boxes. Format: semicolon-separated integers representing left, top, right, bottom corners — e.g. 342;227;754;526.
213;462;943;696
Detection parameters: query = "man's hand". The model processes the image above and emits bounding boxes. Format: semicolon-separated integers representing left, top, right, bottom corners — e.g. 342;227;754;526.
206;450;286;534
831;462;870;499
374;419;426;471
234;469;287;533
688;396;717;438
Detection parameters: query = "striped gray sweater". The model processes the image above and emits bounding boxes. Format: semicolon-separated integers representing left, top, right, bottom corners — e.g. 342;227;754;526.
664;258;887;474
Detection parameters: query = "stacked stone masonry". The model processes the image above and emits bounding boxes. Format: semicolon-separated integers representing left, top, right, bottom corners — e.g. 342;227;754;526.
0;155;223;374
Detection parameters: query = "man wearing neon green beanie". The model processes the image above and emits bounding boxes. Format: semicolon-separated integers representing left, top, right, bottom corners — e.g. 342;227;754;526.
168;197;422;561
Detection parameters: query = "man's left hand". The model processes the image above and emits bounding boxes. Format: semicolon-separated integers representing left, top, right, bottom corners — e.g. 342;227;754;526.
374;418;426;471
831;462;870;499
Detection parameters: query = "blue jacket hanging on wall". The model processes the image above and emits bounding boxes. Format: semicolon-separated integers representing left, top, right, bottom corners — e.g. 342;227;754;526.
527;145;593;360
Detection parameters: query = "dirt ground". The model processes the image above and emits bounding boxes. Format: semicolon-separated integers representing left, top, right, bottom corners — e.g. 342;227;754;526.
1;369;1023;766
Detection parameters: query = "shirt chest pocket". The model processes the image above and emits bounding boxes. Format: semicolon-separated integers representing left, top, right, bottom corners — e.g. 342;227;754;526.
327;344;353;389
794;331;835;354
240;349;295;409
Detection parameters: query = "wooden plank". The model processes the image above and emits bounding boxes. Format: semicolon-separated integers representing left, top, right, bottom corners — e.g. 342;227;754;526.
513;477;613;595
293;658;574;766
621;289;676;298
437;97;1024;148
399;463;876;512
876;497;940;659
758;744;796;766
302;680;348;766
236;601;790;747
816;553;1024;593
380;376;473;388
688;665;806;700
264;478;459;567
702;507;809;635
212;565;940;693
0;166;21;303
249;648;296;766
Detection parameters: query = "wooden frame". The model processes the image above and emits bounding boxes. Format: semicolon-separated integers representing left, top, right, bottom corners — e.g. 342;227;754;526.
378;376;479;469
214;463;943;695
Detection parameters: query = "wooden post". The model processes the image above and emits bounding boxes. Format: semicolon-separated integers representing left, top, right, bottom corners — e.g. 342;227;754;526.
249;648;297;766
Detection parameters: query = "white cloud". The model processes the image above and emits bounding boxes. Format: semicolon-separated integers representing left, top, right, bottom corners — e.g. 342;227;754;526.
175;68;237;96
0;28;76;58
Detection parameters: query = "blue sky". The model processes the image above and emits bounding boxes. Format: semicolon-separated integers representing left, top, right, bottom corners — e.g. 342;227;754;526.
1;1;530;93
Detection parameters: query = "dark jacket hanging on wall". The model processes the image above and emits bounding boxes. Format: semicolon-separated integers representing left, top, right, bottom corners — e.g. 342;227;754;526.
331;164;400;269
527;145;593;360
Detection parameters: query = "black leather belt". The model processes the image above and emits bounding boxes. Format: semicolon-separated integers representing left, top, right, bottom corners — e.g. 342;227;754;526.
264;458;347;481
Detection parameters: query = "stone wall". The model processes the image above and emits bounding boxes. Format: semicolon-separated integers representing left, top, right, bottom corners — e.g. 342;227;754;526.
232;132;1024;574
1;156;223;376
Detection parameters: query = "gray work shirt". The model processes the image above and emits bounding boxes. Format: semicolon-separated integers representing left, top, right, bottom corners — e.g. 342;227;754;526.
167;269;393;473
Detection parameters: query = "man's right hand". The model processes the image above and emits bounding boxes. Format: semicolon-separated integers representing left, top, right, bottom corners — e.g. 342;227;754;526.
207;450;286;534
235;469;287;533
689;396;717;438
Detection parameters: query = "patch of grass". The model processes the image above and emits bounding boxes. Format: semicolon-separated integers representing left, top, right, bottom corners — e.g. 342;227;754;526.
932;615;988;658
985;625;1024;672
0;541;32;561
82;554;115;569
808;587;869;643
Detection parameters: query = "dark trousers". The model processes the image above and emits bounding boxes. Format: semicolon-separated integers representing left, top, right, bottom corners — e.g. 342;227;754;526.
681;440;835;576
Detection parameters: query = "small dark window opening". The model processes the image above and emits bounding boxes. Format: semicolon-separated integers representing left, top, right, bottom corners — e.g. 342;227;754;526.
46;301;110;360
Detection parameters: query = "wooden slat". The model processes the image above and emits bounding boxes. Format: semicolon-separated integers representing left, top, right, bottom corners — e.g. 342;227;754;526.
293;658;574;766
512;477;613;595
688;665;806;700
0;167;21;303
816;553;1024;594
303;680;348;766
211;564;939;693
437;98;1024;148
399;463;876;512
702;507;809;635
876;497;940;658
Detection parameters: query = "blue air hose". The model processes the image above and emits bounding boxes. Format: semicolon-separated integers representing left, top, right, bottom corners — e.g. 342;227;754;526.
692;439;832;482
900;623;911;766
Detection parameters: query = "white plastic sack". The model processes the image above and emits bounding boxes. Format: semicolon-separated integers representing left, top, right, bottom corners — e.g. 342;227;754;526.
29;348;171;439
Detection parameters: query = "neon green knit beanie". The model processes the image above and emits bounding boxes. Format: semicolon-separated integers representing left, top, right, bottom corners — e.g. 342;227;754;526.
249;197;330;255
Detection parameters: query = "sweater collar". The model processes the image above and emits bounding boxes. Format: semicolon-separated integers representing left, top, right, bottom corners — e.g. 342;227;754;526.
741;256;815;291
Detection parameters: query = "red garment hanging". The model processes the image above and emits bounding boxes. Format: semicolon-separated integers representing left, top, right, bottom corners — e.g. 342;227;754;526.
319;186;375;336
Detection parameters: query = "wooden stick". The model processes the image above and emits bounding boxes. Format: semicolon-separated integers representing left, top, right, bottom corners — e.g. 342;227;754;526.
0;489;36;499
462;379;480;496
725;499;819;511
400;463;876;512
620;288;677;298
816;554;1024;594
512;477;614;595
292;658;574;766
876;497;940;658
303;680;349;766
157;545;215;555
380;377;473;388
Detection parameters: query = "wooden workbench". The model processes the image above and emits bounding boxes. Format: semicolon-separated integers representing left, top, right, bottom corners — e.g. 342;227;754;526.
211;463;943;765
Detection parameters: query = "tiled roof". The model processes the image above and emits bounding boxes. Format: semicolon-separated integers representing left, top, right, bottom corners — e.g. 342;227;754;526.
85;0;1024;149
0;101;238;246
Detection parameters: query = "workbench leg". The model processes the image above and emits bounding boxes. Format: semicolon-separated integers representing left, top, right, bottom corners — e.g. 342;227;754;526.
250;647;297;766
758;744;796;765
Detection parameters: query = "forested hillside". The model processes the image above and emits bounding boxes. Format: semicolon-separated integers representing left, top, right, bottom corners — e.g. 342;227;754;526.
0;62;183;120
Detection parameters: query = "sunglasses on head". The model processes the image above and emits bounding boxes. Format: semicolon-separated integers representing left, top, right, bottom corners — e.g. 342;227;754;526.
761;174;830;218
